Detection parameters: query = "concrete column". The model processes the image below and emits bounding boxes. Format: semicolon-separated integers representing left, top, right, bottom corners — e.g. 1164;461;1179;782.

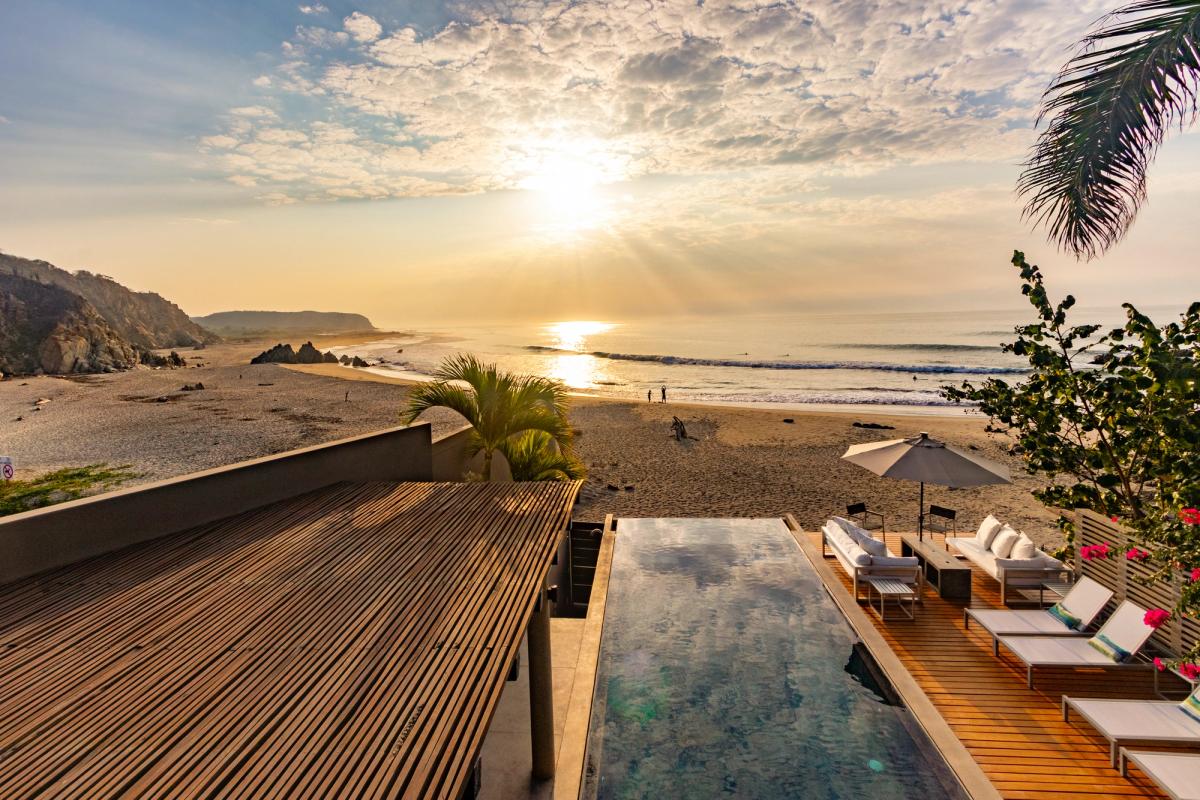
528;581;555;780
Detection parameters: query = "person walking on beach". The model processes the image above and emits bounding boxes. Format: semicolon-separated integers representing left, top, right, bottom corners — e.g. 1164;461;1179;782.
647;389;652;403
660;385;667;403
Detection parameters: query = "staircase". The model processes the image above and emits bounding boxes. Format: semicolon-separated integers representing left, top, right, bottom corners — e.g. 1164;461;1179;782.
566;520;604;617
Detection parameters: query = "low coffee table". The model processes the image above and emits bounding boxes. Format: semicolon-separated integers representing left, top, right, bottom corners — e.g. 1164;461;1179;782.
865;577;918;621
900;533;972;601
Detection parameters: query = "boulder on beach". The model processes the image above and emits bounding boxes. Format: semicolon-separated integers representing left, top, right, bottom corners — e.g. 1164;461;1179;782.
852;421;895;430
322;351;338;363
295;341;325;364
339;354;352;365
351;356;369;368
250;343;297;364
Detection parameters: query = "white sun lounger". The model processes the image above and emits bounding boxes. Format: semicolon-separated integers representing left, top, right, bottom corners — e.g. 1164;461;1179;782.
965;576;1113;655
1063;689;1200;767
997;601;1155;688
1119;750;1200;799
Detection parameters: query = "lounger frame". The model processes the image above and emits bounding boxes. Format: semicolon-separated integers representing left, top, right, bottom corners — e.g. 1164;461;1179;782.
1063;696;1200;767
963;607;1089;656
1119;749;1200;799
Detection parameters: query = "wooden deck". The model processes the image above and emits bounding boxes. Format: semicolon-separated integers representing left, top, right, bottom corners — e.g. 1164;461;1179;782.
0;480;580;799
811;531;1179;800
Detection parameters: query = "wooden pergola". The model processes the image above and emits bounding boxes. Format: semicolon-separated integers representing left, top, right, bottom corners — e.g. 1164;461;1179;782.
0;480;580;799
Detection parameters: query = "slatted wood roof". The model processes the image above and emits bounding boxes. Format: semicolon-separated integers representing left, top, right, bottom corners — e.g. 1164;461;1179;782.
811;531;1173;800
0;480;580;799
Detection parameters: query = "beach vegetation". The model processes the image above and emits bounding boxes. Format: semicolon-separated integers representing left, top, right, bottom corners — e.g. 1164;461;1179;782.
1019;0;1200;259
402;353;581;481
944;251;1199;658
498;430;586;482
0;464;137;517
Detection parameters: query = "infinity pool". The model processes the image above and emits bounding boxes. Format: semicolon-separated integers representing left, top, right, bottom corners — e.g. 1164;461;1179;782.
581;518;966;799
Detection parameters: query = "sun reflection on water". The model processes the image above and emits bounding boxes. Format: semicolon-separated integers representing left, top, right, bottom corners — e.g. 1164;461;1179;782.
542;320;615;388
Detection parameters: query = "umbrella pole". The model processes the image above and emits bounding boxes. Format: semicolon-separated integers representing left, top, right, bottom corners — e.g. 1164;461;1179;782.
918;481;925;539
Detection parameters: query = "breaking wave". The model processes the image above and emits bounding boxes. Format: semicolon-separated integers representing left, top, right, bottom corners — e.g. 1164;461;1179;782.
587;351;1026;375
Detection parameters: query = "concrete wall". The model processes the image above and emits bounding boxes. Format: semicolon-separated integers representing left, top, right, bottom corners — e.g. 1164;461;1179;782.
430;425;513;481
0;424;444;586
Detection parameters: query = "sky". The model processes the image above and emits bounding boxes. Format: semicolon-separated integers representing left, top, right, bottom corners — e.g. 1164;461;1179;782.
0;0;1197;327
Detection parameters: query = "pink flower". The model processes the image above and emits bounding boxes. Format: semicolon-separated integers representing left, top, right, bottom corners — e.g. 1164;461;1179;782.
1181;508;1200;526
1181;663;1200;681
1081;543;1112;561
1191;568;1200;584
1154;657;1166;672
1125;548;1150;562
1110;515;1120;523
1144;608;1171;629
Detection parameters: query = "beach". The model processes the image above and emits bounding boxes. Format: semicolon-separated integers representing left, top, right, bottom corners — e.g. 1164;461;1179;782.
0;336;1062;547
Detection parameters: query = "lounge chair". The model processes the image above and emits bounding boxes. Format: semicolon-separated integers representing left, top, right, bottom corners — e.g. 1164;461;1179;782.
996;601;1155;687
1063;687;1200;767
924;504;957;535
964;576;1114;655
1119;750;1200;798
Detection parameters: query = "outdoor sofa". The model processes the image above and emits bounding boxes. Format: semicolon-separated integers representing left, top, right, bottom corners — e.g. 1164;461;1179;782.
821;516;921;601
947;514;1069;604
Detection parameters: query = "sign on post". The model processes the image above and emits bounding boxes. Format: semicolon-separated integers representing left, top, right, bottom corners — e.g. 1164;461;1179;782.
0;457;13;481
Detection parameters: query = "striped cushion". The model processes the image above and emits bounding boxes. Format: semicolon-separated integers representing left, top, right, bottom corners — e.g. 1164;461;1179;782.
1182;690;1200;724
1047;603;1082;631
1087;632;1131;663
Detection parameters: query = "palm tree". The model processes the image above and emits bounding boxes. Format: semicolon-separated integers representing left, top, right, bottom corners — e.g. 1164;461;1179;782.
402;353;574;480
499;431;586;482
1019;1;1200;259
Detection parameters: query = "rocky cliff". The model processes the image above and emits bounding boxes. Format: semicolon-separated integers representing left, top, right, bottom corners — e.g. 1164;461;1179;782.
192;310;375;336
0;253;219;349
0;273;139;374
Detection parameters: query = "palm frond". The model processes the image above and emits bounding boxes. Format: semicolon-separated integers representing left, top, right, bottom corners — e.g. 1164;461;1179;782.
1019;0;1200;259
499;431;587;482
402;380;478;425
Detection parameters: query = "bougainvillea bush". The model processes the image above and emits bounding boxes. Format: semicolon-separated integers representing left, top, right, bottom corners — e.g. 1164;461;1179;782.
944;251;1199;662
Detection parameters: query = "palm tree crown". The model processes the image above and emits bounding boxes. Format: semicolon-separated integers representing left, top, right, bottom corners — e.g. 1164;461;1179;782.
402;353;575;480
1019;1;1200;259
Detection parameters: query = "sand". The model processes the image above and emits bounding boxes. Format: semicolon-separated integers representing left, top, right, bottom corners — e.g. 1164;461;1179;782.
0;336;1063;548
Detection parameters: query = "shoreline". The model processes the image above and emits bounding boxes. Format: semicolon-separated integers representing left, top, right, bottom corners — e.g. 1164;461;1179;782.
286;361;979;419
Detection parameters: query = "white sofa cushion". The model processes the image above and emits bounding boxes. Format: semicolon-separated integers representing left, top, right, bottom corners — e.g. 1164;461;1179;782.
990;527;1020;558
1010;534;1037;560
976;514;1003;548
824;524;872;566
871;555;919;568
832;516;886;556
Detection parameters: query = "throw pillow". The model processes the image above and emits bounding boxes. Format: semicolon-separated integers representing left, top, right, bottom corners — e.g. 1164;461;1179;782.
1010;534;1038;560
975;514;1003;548
990;527;1020;559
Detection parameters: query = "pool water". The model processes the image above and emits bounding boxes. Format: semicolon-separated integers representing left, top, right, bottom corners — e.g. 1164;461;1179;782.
582;518;966;800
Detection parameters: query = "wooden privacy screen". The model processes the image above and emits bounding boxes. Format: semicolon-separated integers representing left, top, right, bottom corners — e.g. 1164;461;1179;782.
1077;509;1200;658
0;480;580;799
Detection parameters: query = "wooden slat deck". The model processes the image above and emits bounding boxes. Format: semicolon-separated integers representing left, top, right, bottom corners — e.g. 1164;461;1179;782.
0;480;580;799
810;531;1175;800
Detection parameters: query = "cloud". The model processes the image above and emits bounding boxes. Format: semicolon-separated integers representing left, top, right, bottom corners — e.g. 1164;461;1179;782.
343;12;382;43
298;3;328;14
0;115;10;125
203;1;1113;205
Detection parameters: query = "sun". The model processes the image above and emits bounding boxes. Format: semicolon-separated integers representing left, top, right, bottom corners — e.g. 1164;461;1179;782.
514;138;628;235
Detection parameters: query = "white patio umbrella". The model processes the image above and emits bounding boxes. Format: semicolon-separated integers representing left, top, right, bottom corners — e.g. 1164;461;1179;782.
841;432;1011;537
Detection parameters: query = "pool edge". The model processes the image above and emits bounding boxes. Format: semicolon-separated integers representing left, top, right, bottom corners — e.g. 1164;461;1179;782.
784;515;1002;800
555;513;617;800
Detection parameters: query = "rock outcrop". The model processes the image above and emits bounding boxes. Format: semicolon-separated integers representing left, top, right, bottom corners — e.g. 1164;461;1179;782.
251;341;340;365
0;273;139;375
0;252;218;349
250;343;298;364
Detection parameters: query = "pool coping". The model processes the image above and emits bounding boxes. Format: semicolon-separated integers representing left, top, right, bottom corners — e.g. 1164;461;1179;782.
784;515;1002;800
554;514;616;800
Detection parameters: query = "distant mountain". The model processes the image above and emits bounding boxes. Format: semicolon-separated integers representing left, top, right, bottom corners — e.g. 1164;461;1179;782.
0;252;217;375
192;310;376;336
0;253;218;350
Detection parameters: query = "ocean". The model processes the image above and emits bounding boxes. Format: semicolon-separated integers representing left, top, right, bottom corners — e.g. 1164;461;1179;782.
329;308;1126;414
